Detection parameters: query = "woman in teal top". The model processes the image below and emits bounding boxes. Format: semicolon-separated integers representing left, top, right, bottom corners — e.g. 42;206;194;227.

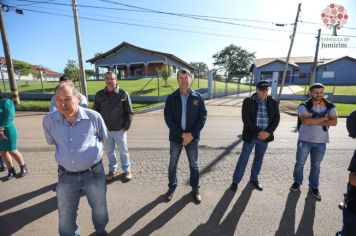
0;95;27;180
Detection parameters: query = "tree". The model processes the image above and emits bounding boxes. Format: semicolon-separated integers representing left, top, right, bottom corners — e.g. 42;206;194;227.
85;69;96;79
159;64;171;86
94;52;103;57
63;59;79;83
32;64;48;80
190;62;208;79
213;44;255;81
13;60;34;78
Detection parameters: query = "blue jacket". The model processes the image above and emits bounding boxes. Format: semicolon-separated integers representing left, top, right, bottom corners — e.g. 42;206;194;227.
164;89;207;144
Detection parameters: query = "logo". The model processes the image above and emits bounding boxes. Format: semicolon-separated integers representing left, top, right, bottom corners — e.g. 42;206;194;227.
321;3;348;36
320;3;349;49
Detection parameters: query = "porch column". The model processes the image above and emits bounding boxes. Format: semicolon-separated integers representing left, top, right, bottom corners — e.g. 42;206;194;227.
126;65;131;78
144;63;148;76
95;65;99;80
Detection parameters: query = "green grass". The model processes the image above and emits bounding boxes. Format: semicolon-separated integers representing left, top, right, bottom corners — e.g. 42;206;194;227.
292;100;355;116
333;103;356;116
16;100;163;113
0;78;253;96
296;85;356;95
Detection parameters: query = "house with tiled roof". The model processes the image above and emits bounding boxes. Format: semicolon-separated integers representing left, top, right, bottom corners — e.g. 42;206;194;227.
252;56;356;85
87;41;195;79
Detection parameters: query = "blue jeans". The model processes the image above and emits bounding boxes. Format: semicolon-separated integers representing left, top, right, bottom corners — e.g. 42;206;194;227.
336;208;356;236
57;162;108;236
168;140;199;189
232;137;268;184
104;130;130;172
293;140;326;189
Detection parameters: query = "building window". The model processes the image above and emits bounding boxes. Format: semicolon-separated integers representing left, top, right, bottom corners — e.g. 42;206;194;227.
260;72;273;80
322;71;335;79
299;72;309;79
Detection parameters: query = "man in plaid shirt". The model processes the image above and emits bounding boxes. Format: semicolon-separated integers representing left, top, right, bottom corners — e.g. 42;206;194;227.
230;80;280;192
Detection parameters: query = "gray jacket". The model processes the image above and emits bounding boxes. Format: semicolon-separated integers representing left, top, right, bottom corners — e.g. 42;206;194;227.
93;87;133;131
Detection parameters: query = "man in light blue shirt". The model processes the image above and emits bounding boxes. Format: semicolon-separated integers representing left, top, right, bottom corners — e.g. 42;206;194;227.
49;75;88;112
43;83;109;236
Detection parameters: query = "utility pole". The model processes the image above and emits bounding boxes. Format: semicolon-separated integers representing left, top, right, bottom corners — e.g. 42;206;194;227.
277;3;301;101
310;29;321;85
71;0;87;98
0;5;20;104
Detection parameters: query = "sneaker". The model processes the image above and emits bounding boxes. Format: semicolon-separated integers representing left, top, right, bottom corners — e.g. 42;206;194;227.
230;183;238;192
124;171;132;181
165;188;175;202
309;188;321;200
105;171;117;181
290;182;300;192
192;187;201;204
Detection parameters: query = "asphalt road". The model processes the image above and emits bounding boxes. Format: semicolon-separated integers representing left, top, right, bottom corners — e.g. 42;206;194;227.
0;97;354;236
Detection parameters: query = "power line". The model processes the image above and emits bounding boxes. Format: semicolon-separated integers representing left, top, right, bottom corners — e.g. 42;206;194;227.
13;0;56;7
98;0;291;26
97;0;293;32
15;7;289;41
299;20;356;30
7;0;356;38
10;0;293;33
10;0;356;32
28;4;264;35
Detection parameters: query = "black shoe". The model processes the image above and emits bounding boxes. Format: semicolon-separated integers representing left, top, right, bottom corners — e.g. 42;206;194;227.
192;187;201;204
250;180;263;191
3;167;16;181
18;164;28;178
290;182;301;192
309;188;321;201
230;183;238;192
165;188;175;202
96;231;109;236
338;201;344;210
0;165;7;172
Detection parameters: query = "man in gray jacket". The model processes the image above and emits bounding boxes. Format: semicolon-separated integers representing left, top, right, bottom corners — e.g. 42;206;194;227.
94;71;134;181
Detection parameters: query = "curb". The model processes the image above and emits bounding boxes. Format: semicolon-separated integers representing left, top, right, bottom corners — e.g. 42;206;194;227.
138;104;165;114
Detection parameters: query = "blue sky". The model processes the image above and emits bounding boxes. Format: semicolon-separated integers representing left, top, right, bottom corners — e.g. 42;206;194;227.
1;0;356;73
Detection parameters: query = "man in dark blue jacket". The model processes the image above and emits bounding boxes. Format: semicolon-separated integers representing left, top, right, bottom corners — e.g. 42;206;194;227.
164;68;207;204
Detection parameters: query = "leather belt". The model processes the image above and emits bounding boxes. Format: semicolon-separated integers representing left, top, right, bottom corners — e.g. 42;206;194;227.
58;160;102;175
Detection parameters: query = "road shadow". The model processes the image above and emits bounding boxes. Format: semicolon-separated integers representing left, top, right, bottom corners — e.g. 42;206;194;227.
295;194;316;236
109;195;165;235
0;179;117;235
189;188;236;235
275;191;301;236
218;184;254;235
0;195;58;235
132;193;192;236
0;183;56;213
187;136;243;185
190;184;254;236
